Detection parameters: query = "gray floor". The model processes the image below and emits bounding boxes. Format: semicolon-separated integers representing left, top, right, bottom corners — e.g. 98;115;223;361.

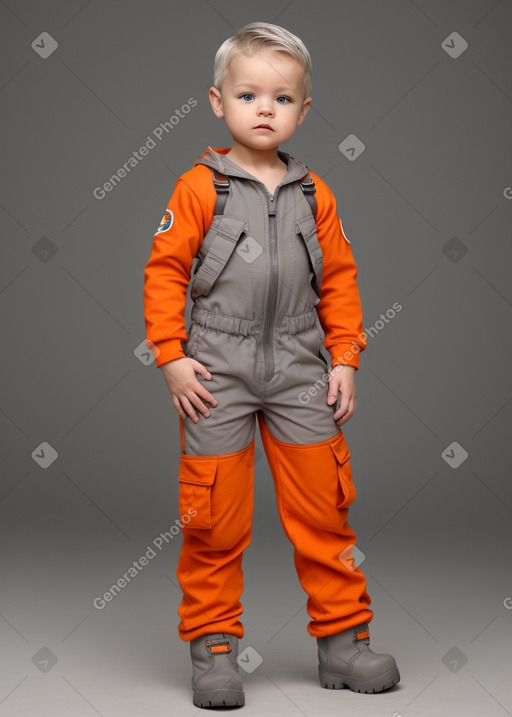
1;455;511;717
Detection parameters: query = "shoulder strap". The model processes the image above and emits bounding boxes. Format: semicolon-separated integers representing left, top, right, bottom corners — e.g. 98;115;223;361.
211;169;230;215
299;172;317;218
211;168;317;219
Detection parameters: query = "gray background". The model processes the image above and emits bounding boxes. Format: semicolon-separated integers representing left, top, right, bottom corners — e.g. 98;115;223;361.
1;0;511;715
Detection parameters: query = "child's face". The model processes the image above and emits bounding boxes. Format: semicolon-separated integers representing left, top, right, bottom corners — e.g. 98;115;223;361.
209;49;311;153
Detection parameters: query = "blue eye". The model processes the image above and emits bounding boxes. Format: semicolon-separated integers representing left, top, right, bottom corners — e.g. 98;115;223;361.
277;96;291;103
240;93;254;101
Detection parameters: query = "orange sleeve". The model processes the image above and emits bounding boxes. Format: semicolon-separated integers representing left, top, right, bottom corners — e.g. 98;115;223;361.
311;172;367;369
143;173;213;367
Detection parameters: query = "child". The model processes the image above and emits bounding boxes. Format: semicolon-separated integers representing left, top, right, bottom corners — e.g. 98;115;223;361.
144;21;400;709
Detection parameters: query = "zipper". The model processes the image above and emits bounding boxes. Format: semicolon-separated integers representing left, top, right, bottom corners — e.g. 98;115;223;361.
262;188;279;383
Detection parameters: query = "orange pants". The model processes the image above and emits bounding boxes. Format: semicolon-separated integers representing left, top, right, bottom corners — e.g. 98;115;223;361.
176;413;373;641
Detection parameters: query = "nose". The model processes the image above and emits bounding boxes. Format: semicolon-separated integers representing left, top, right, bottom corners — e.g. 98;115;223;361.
257;97;274;117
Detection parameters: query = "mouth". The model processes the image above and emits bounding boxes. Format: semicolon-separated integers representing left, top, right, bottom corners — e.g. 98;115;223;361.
254;124;274;131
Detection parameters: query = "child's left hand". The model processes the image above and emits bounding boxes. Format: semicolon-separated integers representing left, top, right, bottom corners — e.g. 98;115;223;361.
327;364;357;427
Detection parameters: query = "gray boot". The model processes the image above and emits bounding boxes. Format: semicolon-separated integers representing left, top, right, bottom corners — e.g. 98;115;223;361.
317;623;400;693
189;633;245;708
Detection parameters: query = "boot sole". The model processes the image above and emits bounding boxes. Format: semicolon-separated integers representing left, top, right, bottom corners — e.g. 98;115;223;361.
318;665;400;693
193;688;245;708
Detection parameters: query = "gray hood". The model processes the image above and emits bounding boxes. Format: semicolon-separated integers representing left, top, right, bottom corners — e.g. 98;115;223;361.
195;145;310;185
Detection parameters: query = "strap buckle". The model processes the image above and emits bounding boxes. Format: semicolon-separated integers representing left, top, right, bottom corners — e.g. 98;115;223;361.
211;168;230;191
299;172;315;194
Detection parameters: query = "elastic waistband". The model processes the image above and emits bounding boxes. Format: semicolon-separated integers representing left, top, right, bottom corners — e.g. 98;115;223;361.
191;305;318;337
191;305;255;337
285;310;319;335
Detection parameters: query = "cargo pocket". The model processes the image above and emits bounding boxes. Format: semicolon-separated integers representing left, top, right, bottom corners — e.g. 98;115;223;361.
329;435;356;509
191;215;247;299
178;455;217;529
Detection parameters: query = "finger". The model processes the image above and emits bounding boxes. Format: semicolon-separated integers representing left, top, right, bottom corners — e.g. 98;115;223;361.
335;406;351;426
180;395;202;423
192;360;212;381
196;385;218;407
333;393;350;421
336;397;356;426
172;396;188;421
327;377;340;404
186;392;212;419
327;390;337;405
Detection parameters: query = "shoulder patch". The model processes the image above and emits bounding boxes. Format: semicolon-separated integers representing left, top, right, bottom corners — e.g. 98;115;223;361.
339;216;351;244
156;209;174;234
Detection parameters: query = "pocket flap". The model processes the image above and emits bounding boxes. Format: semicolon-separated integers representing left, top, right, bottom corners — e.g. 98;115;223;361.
329;435;356;508
211;215;248;243
178;455;217;486
191;215;248;299
329;434;351;465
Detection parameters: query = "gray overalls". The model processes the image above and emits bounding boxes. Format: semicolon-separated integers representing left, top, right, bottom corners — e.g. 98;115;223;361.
182;147;339;455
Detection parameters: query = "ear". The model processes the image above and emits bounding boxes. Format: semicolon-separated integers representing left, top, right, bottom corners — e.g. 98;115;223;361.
297;96;312;126
209;86;225;119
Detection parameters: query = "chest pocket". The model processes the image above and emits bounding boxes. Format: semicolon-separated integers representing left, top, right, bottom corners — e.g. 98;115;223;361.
191;214;247;299
295;212;323;297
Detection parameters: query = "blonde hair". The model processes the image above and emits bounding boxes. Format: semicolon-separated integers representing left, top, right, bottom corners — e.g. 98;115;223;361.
213;22;312;99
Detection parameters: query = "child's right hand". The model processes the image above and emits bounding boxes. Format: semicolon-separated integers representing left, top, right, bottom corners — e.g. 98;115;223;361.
160;357;218;423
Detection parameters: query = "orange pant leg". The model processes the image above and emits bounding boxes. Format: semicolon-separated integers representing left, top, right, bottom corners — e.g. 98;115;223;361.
176;435;254;641
257;413;373;637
